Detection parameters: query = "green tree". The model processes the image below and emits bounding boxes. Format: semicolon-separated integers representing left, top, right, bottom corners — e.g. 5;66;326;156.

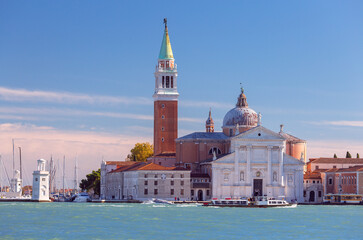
126;142;153;162
357;153;360;158
333;154;337;158
346;151;352;158
79;169;101;195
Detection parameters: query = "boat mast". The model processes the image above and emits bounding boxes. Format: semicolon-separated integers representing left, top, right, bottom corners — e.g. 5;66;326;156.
18;147;22;182
63;156;65;196
12;139;14;179
74;158;78;193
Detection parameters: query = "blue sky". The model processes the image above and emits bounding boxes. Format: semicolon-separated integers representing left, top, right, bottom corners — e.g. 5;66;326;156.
1;1;363;185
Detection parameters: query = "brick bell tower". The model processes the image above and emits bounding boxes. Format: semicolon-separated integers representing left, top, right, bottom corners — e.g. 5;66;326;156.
153;18;179;157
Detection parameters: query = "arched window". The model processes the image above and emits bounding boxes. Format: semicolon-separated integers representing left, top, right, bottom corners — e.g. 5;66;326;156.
273;172;277;182
240;171;244;181
166;76;170;88
329;178;333;185
209;147;222;155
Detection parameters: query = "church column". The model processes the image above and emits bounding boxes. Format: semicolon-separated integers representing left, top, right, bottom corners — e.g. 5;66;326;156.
279;146;284;186
267;146;272;185
212;166;219;198
234;146;239;185
246;145;252;185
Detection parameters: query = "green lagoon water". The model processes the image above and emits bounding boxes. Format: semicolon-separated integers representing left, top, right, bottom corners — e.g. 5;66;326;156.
0;202;362;239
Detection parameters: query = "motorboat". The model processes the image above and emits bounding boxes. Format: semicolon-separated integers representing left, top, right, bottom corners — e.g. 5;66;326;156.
150;198;173;205
72;192;91;202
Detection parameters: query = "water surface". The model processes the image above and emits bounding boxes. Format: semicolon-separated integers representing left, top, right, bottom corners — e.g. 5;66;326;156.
0;202;362;239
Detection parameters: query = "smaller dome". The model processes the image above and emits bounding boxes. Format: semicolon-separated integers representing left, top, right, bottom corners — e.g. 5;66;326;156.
222;88;258;128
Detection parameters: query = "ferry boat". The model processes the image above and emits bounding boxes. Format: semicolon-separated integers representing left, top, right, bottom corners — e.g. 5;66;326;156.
204;197;297;208
323;194;363;204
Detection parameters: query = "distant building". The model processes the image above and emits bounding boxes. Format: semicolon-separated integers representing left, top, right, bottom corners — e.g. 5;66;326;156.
321;165;363;195
303;171;324;203
103;162;190;201
303;158;363;202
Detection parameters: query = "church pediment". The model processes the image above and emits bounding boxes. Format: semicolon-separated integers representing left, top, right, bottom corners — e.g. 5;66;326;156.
283;153;304;165
232;125;285;141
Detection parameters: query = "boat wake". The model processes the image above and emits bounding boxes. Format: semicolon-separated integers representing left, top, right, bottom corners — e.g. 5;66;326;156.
275;204;298;209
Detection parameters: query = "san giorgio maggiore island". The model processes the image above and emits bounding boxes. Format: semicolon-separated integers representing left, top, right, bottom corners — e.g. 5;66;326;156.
1;20;363;207
99;20;363;206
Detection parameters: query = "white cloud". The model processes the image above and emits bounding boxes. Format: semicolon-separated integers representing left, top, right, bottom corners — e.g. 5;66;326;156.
306;121;363;127
0;86;152;106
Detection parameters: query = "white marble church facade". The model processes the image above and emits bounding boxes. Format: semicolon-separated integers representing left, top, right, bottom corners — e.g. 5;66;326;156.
211;126;304;202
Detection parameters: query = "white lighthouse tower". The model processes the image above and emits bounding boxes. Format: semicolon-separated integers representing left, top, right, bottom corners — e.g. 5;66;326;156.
32;159;50;202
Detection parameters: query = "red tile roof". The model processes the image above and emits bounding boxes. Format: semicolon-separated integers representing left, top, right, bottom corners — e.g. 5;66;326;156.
304;172;322;179
325;165;363;173
109;163;189;173
309;158;363;164
108;162;145;173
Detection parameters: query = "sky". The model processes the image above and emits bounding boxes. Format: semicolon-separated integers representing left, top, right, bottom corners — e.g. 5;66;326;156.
0;1;363;186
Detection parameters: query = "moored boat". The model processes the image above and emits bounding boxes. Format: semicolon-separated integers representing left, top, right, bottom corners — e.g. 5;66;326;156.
204;197;297;208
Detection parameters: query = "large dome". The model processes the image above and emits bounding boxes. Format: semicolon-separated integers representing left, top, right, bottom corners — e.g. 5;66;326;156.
222;88;258;128
223;107;258;127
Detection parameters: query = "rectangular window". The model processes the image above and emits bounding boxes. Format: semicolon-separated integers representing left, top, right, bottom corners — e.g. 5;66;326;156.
303;191;306;197
206;190;210;196
171;180;174;186
166;61;169;68
171;76;174;88
181;181;184;186
162;76;165;88
144;189;148;195
315;166;319;170
154;189;158;195
42;178;46;181
171;174;174;178
144;174;147;178
180;189;184;195
170;189;174;195
318;191;322;198
181;174;184;178
191;190;194;196
166;76;170;88
154;181;158;186
144;181;148;186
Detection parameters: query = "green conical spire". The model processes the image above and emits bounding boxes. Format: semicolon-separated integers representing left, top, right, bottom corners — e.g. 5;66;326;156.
158;18;174;60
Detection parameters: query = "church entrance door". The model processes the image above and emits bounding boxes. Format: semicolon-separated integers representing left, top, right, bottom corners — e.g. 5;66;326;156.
253;179;263;196
198;190;203;201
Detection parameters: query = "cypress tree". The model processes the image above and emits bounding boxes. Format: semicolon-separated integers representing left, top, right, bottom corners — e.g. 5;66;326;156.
346;151;352;158
357;153;360;158
333;154;337;158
